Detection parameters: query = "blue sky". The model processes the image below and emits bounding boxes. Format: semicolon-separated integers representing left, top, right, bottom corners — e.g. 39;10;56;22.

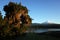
0;0;60;23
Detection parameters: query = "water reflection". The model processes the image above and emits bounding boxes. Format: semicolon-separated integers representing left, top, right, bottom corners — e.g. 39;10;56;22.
48;29;60;31
31;29;48;33
26;29;60;33
32;29;60;33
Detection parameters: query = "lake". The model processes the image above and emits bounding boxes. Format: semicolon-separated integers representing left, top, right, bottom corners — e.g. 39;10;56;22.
33;29;48;33
26;29;60;33
48;29;60;31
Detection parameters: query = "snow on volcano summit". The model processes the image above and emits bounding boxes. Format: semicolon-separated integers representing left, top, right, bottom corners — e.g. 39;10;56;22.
47;20;53;23
42;20;55;24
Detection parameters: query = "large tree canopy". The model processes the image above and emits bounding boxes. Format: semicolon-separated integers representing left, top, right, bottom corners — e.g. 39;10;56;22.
0;2;32;37
4;2;28;16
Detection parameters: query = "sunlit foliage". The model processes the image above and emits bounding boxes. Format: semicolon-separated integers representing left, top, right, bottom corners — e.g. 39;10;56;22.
0;2;32;37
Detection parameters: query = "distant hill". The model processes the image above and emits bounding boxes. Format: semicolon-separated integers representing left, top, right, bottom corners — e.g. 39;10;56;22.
30;21;60;29
41;20;59;24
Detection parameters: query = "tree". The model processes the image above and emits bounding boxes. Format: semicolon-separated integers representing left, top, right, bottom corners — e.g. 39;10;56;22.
0;11;3;33
1;2;32;36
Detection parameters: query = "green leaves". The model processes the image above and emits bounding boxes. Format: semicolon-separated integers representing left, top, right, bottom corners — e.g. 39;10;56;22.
4;2;28;14
0;2;32;37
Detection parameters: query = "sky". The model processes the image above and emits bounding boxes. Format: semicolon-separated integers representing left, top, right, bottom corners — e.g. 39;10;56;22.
0;0;60;24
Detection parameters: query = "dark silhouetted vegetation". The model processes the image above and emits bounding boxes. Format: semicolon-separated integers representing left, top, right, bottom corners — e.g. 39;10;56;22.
0;2;32;37
30;23;60;29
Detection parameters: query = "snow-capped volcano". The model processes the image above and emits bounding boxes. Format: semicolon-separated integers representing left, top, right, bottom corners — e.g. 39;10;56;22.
47;20;54;23
42;20;56;24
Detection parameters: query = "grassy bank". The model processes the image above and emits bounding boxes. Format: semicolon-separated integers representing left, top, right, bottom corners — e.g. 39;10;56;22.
0;32;60;40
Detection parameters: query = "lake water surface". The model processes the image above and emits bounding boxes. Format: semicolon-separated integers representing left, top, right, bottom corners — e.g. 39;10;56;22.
33;29;60;33
48;29;60;31
33;29;48;33
26;29;60;33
